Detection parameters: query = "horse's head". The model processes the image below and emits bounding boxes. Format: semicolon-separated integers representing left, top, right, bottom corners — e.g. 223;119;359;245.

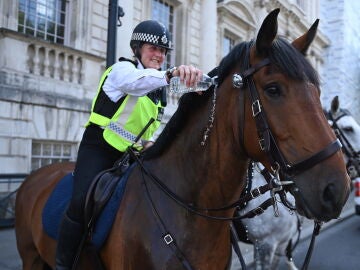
327;96;360;181
223;9;351;221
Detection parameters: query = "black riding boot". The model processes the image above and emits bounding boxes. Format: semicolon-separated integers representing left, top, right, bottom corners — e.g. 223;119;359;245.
55;213;84;270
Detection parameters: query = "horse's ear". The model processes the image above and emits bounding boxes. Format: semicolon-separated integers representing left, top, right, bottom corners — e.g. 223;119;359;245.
331;95;340;114
292;19;319;55
256;8;280;56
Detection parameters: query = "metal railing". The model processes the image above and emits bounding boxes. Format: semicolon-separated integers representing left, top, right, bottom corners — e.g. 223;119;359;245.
0;174;28;228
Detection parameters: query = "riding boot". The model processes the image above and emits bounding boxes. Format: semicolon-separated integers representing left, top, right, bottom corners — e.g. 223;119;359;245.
55;213;84;270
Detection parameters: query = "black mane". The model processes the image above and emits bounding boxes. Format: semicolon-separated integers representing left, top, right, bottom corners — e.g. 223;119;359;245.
143;89;213;159
218;38;319;87
144;37;319;159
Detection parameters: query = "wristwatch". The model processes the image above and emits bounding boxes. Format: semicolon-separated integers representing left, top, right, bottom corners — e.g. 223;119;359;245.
166;66;177;80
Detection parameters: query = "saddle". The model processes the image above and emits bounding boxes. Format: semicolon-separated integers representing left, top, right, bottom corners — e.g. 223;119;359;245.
84;150;139;235
70;150;140;270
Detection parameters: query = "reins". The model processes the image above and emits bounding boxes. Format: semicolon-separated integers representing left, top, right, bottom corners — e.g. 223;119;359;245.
301;221;323;270
129;147;274;221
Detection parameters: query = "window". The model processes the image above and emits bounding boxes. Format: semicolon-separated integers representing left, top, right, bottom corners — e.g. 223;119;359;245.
151;0;174;69
31;140;77;171
223;34;235;58
18;0;68;44
296;0;306;10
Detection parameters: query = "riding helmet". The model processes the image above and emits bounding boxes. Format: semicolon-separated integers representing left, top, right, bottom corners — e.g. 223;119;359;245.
130;20;172;52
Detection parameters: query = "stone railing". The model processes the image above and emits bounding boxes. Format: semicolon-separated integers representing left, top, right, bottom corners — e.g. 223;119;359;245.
26;43;84;84
0;28;104;98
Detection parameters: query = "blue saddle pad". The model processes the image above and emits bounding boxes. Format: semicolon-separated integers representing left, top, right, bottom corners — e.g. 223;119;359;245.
42;165;134;249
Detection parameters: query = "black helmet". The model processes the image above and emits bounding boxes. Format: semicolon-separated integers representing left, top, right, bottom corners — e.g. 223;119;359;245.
130;20;172;51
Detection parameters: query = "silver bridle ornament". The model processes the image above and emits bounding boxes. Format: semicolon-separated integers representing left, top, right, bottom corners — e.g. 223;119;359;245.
233;73;243;88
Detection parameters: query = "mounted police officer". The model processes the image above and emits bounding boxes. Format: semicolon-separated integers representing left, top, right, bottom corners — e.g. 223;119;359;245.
55;20;203;270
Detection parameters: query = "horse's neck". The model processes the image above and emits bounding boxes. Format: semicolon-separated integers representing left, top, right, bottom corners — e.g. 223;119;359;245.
149;128;249;209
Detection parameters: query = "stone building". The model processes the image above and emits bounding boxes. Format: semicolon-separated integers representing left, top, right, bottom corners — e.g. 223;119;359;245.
0;0;330;174
319;0;360;117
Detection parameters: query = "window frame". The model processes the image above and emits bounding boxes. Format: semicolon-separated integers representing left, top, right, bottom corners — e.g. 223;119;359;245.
17;0;70;45
151;0;175;69
31;140;77;172
222;30;238;58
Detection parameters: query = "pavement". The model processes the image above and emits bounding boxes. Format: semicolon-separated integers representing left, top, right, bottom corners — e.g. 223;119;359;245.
0;193;355;270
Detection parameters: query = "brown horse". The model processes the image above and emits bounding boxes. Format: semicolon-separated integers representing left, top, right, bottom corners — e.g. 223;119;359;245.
15;9;350;270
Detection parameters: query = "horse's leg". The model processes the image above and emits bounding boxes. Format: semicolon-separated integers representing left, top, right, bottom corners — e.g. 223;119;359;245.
269;239;298;270
15;183;42;270
253;242;275;270
284;240;298;270
15;164;70;270
17;242;48;270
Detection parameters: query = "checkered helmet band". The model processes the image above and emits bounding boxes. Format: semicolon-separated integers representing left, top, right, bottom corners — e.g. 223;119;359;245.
132;32;160;45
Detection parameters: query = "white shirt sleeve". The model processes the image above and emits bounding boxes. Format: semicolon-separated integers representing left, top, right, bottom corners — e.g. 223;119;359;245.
102;60;168;102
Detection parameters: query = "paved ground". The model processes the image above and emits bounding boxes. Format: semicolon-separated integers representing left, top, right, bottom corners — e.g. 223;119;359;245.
0;227;21;270
0;193;355;270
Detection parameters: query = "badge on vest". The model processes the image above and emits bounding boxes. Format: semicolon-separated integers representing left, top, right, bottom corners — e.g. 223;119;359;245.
157;107;164;121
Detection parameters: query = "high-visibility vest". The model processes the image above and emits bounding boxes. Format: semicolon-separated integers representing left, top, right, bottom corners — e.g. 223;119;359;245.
86;65;164;152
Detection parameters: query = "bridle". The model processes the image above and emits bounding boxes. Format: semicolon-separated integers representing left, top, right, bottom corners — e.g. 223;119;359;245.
327;109;360;180
234;56;341;184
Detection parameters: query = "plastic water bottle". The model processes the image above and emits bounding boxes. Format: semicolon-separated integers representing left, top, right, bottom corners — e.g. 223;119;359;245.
169;74;215;94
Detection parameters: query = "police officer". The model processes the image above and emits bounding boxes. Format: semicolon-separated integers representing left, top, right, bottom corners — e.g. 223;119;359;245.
55;20;203;270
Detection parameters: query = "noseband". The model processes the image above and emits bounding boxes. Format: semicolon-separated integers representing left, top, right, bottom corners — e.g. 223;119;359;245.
234;58;342;181
327;110;360;179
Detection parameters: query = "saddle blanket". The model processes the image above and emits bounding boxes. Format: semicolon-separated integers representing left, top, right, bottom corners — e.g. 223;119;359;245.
42;165;133;249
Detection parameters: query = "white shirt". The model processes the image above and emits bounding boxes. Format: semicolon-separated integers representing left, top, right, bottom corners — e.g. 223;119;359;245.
102;59;168;102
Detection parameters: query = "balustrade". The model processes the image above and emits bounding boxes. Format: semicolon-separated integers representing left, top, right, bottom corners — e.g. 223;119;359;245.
27;43;83;84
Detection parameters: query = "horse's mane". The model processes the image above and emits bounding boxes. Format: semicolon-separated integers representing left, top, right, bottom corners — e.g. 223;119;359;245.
218;38;319;87
143;88;213;159
144;37;319;159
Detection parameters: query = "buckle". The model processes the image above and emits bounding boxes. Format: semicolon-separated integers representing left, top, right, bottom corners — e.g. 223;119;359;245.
163;234;173;245
259;138;266;151
250;187;261;199
252;100;261;116
253;206;264;216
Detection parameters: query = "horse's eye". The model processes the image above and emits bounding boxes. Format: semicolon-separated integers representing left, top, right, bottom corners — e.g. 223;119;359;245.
343;126;354;132
264;85;281;98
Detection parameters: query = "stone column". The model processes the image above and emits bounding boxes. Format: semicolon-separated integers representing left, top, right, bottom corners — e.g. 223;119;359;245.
200;0;217;73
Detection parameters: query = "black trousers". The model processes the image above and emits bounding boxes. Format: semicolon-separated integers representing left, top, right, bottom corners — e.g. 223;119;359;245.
66;125;123;223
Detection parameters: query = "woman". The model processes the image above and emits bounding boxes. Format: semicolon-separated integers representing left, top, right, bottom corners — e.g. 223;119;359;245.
55;20;203;270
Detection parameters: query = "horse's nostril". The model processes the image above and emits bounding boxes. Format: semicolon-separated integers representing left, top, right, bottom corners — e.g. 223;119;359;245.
323;183;336;203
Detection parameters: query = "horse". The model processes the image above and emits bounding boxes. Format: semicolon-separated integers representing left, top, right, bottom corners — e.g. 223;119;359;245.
15;9;351;270
326;95;360;184
233;95;360;270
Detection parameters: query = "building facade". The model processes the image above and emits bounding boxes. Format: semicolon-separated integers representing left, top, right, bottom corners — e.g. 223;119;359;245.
319;0;360;117
0;0;332;174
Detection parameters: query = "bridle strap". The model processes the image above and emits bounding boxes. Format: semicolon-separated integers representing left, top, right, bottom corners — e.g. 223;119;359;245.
329;112;359;158
328;111;360;178
301;221;322;270
286;139;342;176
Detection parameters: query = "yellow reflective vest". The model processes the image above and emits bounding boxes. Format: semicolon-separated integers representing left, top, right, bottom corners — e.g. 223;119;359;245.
86;65;164;152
